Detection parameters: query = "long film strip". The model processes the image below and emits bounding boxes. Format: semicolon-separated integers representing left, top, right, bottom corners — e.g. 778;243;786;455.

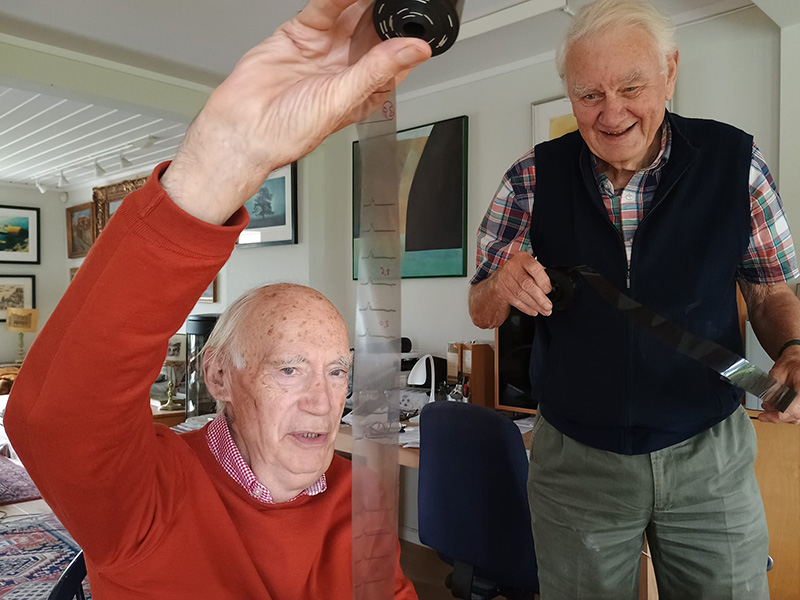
350;3;464;598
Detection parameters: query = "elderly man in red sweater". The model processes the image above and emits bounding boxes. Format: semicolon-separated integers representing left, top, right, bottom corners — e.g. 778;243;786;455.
4;1;432;598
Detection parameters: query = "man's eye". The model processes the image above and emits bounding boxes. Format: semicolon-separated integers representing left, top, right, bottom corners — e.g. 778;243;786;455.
281;367;296;376
330;369;346;378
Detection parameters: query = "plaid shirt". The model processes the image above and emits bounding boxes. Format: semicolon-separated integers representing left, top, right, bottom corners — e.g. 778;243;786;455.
473;121;799;285
206;413;327;504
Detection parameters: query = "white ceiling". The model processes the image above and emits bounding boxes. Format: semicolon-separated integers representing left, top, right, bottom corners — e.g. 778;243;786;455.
0;0;753;192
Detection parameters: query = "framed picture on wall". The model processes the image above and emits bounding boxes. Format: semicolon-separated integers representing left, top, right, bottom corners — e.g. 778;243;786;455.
198;277;217;303
93;177;147;237
0;205;40;264
0;274;35;322
66;202;97;259
352;115;468;279
236;163;298;248
531;97;578;145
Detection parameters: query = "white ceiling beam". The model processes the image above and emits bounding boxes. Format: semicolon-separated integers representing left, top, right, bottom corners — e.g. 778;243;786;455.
751;0;800;27
0;34;211;121
458;0;566;41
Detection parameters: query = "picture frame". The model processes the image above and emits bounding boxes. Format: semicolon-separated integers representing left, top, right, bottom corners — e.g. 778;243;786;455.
0;205;40;264
198;277;217;303
165;333;186;364
93;176;147;237
69;267;80;281
66;202;97;259
0;275;35;322
352;115;468;279
237;163;298;247
531;97;577;146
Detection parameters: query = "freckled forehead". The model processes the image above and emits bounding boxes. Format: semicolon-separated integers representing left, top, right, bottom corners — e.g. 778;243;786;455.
242;286;349;352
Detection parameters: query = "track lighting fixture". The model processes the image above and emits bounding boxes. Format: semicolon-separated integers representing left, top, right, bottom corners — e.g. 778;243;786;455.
94;160;106;178
119;153;133;169
133;135;157;150
58;171;69;188
35;179;47;194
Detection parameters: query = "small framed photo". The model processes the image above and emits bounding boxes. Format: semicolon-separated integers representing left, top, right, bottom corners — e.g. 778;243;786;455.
237;163;298;248
0;275;35;322
0;205;40;264
93;177;147;237
165;333;186;363
69;267;80;281
198;277;218;304
531;97;578;145
66;202;97;259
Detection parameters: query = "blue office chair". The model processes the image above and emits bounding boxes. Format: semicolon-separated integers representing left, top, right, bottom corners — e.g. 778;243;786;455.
418;401;538;600
47;550;88;600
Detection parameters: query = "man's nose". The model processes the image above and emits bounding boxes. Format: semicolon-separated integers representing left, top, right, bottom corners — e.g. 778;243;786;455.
300;372;334;415
600;95;628;126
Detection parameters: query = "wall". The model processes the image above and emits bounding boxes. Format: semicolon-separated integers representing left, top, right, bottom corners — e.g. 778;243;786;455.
0;185;67;362
780;23;800;247
674;6;781;178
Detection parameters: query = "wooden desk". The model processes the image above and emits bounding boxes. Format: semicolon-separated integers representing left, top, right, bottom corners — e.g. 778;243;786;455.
151;405;186;428
334;422;534;470
335;424;421;469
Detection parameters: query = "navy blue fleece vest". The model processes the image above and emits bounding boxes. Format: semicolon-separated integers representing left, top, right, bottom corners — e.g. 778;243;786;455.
528;113;753;454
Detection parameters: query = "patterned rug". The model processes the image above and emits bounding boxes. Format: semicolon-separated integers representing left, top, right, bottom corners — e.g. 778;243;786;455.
0;513;90;599
0;458;41;506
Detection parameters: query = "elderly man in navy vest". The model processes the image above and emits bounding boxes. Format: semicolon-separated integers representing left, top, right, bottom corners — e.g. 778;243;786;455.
469;0;800;598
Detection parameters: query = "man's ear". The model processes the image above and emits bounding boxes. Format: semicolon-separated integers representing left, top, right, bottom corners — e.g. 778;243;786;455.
203;351;233;405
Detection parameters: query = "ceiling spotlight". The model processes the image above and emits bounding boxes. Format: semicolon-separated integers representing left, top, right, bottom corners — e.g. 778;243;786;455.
133;135;158;150
58;170;69;188
35;179;47;194
94;160;107;178
119;153;133;169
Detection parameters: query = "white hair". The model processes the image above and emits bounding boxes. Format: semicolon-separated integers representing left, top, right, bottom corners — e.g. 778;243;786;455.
556;0;677;80
202;286;267;414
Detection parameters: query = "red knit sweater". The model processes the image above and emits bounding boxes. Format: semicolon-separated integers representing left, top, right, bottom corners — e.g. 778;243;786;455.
5;163;418;599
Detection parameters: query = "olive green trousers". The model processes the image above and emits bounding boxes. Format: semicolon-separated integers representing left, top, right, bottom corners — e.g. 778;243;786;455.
528;406;769;600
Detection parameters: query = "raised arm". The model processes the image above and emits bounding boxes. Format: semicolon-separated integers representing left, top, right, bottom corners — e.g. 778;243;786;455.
5;0;430;564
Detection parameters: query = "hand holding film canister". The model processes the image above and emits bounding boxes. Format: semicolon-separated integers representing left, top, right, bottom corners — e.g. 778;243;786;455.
161;0;431;227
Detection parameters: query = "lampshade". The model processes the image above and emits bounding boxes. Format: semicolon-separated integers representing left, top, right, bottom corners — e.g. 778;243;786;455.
6;308;38;333
408;353;435;403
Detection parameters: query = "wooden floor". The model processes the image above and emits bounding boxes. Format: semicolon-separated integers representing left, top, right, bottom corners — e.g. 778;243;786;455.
400;540;535;600
400;539;455;600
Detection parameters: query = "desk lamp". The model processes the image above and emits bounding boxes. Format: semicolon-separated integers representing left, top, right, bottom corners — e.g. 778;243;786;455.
408;353;435;403
6;307;38;365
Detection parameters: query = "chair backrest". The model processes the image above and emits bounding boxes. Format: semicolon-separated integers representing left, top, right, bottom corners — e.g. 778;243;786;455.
47;551;87;600
417;401;537;590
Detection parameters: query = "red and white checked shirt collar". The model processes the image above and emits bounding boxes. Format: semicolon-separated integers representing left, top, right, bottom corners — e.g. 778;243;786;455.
472;119;799;286
206;413;327;504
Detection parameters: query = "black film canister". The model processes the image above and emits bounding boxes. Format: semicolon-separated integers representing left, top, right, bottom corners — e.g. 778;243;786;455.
373;0;465;57
545;267;579;312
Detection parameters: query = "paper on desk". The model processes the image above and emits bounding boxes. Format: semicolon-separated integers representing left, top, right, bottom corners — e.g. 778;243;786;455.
514;416;536;434
398;427;421;448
